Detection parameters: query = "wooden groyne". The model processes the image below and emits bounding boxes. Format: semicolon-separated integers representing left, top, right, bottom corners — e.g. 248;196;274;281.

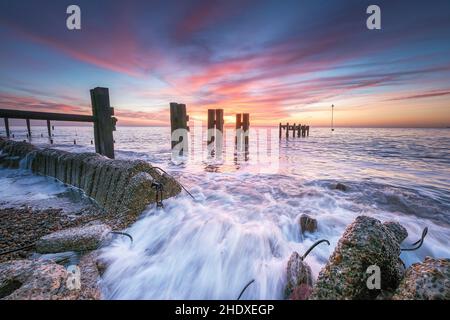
0;138;181;227
0;87;117;159
279;123;310;139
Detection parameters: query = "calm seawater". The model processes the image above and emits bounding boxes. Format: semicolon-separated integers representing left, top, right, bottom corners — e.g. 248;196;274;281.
1;126;449;299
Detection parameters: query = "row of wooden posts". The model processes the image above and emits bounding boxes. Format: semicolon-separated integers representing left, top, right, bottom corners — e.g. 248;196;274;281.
279;123;310;139
1;87;311;160
170;104;251;156
2;117;54;140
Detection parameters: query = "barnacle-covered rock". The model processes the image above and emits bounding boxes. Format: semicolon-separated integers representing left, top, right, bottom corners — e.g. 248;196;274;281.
0;259;71;300
310;216;407;300
36;224;111;254
392;257;450;300
285;251;313;300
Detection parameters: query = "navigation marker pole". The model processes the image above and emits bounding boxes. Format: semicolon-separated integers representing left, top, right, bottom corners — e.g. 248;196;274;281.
331;104;335;132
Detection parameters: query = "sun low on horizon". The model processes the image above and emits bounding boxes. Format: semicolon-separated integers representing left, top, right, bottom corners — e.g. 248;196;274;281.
1;0;450;128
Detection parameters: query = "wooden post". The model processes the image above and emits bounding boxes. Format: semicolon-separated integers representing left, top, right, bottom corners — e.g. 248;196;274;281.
216;109;224;133
243;113;249;153
235;114;242;151
292;123;296;138
170;102;189;155
286;122;289;139
26;119;31;138
297;124;301;137
4;118;10;138
307;125;310;136
215;109;224;157
90;87;116;159
169;102;178;149
207;109;216;152
47;120;51;137
279;123;282;139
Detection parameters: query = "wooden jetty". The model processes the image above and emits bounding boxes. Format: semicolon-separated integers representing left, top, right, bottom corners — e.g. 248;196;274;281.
0;87;117;159
279;123;310;139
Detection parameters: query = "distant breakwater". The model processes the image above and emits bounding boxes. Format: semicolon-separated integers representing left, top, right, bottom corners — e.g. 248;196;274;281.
0;137;181;227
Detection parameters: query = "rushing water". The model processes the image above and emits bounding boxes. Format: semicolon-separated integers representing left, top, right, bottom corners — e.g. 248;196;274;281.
1;126;450;299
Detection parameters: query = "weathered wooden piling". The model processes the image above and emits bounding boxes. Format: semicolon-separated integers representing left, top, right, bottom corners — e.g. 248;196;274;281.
206;108;225;156
236;114;243;147
90;87;116;159
46;120;51;138
242;113;250;152
4;118;10;138
235;113;250;153
215;109;224;156
170;102;189;156
216;109;224;135
26;119;31;138
207;109;216;149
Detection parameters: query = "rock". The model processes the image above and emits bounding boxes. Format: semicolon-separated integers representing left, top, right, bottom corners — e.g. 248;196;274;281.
299;214;318;234
289;284;313;300
77;251;103;300
0;253;102;300
335;183;347;191
36;224;112;254
96;257;108;277
392;257;450;300
285;252;313;300
309;216;406;300
0;259;74;300
383;221;408;243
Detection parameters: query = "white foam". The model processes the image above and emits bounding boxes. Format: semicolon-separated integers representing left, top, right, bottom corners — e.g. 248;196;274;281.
99;171;450;300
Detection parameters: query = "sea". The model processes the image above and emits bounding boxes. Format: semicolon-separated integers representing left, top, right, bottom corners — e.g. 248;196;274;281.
1;126;449;299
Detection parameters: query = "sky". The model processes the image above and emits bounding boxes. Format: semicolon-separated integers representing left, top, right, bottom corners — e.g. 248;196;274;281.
1;0;450;127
